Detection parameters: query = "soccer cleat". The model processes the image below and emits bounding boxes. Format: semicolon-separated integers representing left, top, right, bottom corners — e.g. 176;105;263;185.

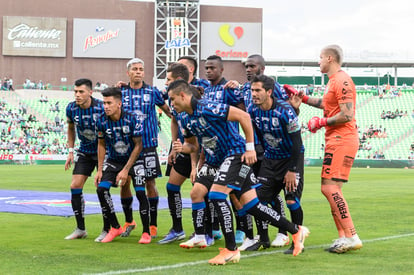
94;230;108;243
239;237;258;251
291;226;310;256
235;230;245;244
206;235;215;247
283;243;300;255
64;228;87;240
212;230;223;240
271;233;290;247
138;232;152;244
179;236;207;249
325;237;345;252
150;225;158;238
158;229;186;244
244;240;270;251
347;235;363;251
120;220;137;237
101;227;123;243
208;248;240;265
328;237;350;254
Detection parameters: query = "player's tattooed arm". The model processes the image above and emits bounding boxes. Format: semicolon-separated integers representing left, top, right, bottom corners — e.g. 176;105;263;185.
327;102;354;126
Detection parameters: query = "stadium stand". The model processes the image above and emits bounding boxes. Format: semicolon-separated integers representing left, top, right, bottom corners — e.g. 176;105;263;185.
1;89;413;160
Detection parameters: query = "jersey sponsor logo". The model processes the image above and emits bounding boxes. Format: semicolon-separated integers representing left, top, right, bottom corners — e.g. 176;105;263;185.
238;164;250;179
80;129;96;141
332;192;349;219
263;133;281;148
145;156;156;168
97;131;104;138
323;152;333;166
343;155;354;168
287;117;301;133
272;117;279;127
198;117;207;127
122;125;130;134
114;141;129;154
201;136;218;156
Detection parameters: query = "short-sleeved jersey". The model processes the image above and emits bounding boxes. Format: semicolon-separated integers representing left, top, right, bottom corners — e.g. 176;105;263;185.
243;81;289;145
96;110;143;164
190;77;210;90
66;97;104;154
121;82;166;148
177;98;245;167
248;97;304;160
203;78;243;131
323;70;358;140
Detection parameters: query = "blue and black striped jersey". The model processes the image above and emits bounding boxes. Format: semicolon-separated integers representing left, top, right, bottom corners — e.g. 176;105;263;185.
203;78;243;131
178;98;245;167
121;82;166;148
96;109;143;164
247;97;304;160
243;81;289;146
66;97;104;154
190;77;210;90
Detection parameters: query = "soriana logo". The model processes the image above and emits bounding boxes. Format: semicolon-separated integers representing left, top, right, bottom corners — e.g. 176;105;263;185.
201;22;262;60
219;24;244;47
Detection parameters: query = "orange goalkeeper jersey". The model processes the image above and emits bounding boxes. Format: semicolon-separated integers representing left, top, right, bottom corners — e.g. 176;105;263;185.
323;70;358;141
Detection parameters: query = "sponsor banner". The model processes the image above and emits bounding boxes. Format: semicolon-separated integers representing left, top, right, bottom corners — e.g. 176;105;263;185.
201;22;262;60
2;16;67;57
0;154;67;161
73;18;135;58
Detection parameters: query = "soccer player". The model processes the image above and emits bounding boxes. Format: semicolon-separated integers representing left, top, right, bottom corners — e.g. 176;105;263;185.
158;62;200;244
203;54;246;243
94;87;146;243
294;44;362;253
177;56;210;92
248;75;305;254
64;78;106;241
239;54;292;250
168;80;310;264
119;58;171;239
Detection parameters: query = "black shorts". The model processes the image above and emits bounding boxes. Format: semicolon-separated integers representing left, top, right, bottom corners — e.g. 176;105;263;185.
256;153;304;203
213;154;258;198
137;147;162;180
251;144;264;176
195;163;218;190
73;152;97;176
165;153;192;178
101;159;146;188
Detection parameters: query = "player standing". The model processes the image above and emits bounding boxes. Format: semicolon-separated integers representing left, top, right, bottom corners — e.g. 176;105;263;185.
64;78;106;241
295;45;362;253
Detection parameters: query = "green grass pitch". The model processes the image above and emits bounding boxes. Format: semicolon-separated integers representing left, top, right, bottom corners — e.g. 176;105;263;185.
1;165;413;274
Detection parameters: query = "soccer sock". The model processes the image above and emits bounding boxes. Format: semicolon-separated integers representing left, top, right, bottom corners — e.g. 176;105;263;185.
192;201;206;235
237;209;254;239
321;185;355;237
148;196;159;227
212;206;220;231
97;183;120;229
231;199;242;231
286;197;303;226
71;188;85;230
204;198;213;238
209;192;237;251
135;187;150;233
166;183;183;232
272;195;288;236
254;216;269;243
244;197;298;235
121;197;133;223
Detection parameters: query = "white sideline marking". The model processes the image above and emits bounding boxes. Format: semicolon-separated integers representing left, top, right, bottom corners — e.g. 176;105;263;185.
84;233;414;275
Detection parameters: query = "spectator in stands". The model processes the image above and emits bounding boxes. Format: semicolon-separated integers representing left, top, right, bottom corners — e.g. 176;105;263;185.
364;142;372;151
8;77;14;91
55;114;60;127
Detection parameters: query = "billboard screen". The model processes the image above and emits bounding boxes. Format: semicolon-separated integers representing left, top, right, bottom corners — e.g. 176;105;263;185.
3;16;67;57
73;18;135;59
201;22;262;60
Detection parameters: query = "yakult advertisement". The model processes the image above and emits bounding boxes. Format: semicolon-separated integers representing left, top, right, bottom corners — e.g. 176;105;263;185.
2;16;67;57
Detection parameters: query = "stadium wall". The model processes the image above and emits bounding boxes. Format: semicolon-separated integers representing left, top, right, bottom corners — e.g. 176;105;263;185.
0;0;261;88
